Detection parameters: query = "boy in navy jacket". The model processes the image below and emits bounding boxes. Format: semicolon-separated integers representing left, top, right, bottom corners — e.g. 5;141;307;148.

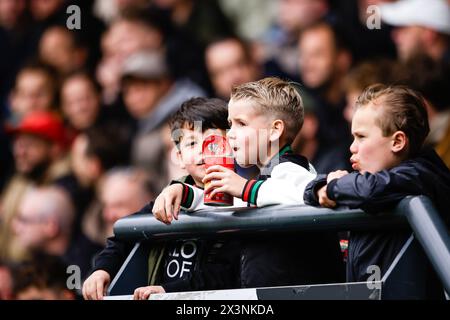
304;84;450;298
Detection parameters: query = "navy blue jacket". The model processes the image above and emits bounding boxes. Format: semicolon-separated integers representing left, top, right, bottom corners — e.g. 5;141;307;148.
304;148;450;220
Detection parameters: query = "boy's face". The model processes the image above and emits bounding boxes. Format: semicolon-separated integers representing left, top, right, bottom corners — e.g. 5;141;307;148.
177;127;225;186
350;105;401;174
227;98;274;168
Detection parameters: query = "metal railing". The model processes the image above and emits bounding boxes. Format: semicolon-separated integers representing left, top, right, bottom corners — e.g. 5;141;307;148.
112;196;450;298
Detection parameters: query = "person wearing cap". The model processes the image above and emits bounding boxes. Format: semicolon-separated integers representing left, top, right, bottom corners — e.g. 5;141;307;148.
121;49;205;189
380;0;450;63
0;111;71;262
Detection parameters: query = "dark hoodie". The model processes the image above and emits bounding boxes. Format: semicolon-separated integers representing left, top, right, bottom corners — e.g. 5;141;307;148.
92;175;240;293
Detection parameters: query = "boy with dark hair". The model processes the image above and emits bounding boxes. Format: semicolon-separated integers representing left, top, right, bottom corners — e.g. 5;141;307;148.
304;84;450;298
83;97;240;300
154;77;344;289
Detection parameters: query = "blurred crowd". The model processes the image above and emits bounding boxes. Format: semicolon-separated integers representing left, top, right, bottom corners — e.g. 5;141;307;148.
0;0;449;300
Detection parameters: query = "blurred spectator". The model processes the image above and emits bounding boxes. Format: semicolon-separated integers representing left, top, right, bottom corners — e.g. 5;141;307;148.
120;50;205;187
380;0;450;63
0;0;33;114
83;167;156;245
0;259;13;300
219;0;275;41
8;61;58;124
94;0;151;24
71;124;132;190
10;186;100;279
0;127;13;193
0;111;71;262
11;252;76;300
28;1;105;69
298;20;352;148
61;71;106;132
7;111;69;181
205;37;262;100
69;122;133;236
343;59;402;122
151;0;235;47
332;0;397;63
29;0;65;22
97;9;165;105
38;25;89;76
401;55;450;167
292;88;351;173
261;0;331;80
0;0;27;30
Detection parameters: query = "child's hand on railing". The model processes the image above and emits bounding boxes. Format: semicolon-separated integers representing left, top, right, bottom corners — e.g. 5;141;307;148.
317;185;337;208
82;270;111;300
152;184;184;225
133;286;165;300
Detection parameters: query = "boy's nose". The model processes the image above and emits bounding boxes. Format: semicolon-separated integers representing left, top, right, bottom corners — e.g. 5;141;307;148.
226;128;235;140
350;140;358;154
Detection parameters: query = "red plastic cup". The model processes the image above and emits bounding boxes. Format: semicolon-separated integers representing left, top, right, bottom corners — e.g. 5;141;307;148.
202;134;234;206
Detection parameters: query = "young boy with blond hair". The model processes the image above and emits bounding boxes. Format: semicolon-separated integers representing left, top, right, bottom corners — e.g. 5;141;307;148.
154;77;316;218
304;84;450;298
155;77;344;289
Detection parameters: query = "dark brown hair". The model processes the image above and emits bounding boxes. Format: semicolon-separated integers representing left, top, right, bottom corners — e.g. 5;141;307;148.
168;97;229;148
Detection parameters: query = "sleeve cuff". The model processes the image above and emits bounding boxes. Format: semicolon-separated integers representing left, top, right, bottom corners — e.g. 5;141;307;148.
326;179;338;201
310;175;327;203
241;179;265;205
170;181;194;208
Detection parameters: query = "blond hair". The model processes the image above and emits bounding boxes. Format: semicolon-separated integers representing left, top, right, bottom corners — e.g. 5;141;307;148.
230;77;304;141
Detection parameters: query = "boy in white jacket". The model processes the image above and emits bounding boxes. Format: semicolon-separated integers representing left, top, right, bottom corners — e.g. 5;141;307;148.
153;77;316;219
153;78;344;288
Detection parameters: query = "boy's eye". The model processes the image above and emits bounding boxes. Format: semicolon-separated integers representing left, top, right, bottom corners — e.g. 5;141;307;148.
185;141;197;147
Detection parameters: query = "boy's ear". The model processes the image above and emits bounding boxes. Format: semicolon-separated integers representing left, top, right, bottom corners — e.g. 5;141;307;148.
269;119;285;142
391;131;407;153
175;150;186;169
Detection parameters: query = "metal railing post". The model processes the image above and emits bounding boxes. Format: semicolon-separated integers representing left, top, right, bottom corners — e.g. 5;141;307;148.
397;196;450;294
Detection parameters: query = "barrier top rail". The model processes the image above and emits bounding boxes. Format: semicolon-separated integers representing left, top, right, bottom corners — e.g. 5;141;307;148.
114;202;406;241
113;196;450;294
